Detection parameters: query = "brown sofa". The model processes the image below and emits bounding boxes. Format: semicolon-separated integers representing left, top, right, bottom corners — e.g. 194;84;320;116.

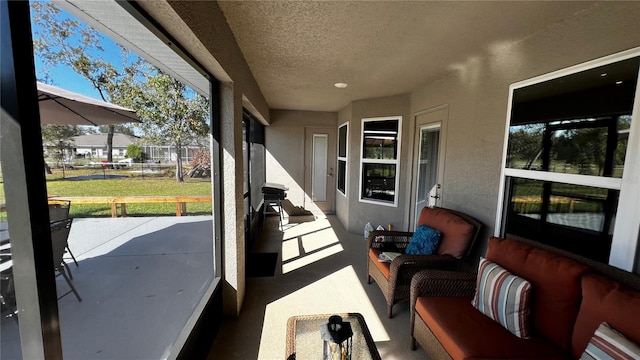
410;236;640;360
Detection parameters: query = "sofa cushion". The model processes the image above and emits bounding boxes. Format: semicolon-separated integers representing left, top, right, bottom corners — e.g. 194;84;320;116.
368;249;390;279
406;224;441;255
416;296;569;360
571;273;640;358
485;237;589;352
417;207;474;259
472;258;532;338
580;322;640;360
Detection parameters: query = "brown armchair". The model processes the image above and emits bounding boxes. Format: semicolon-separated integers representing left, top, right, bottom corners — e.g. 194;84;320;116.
366;206;482;318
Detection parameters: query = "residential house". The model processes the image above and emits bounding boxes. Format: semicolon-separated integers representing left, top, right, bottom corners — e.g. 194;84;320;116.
72;133;138;159
3;1;640;359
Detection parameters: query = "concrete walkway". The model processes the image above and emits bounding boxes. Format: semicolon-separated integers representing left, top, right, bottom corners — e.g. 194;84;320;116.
1;216;214;360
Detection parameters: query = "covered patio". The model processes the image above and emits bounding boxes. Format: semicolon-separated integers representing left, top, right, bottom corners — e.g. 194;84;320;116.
3;1;640;359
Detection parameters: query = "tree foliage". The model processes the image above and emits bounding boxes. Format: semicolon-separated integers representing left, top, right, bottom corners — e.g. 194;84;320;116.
122;70;210;182
31;1;210;182
125;144;146;162
41;125;83;178
31;1;142;164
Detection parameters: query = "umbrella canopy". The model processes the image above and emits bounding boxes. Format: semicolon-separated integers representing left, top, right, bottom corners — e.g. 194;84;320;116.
37;82;140;126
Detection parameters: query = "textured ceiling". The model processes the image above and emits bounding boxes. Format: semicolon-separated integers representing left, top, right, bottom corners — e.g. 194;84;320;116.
218;1;599;112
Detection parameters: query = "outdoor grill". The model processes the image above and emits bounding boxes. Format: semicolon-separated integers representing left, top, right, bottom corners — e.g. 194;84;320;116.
262;183;288;230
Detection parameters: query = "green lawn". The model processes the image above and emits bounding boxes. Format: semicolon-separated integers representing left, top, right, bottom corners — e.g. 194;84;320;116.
1;167;212;218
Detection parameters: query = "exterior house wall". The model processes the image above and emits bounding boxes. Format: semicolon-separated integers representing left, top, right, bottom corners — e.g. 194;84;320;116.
409;3;640;261
335;103;352;230
340;94;411;234
266;110;338;209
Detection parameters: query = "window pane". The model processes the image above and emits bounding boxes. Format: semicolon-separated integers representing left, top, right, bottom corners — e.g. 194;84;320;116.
362;164;396;202
337;160;346;194
507;116;630;178
363;120;399;160
506;177;618;262
338;125;347;158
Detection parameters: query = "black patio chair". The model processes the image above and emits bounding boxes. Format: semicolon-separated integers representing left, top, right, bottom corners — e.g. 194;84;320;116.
51;218;81;302
49;200;78;266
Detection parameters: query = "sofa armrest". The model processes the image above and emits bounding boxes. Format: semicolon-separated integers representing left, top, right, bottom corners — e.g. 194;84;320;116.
410;269;477;299
409;270;477;336
388;255;460;286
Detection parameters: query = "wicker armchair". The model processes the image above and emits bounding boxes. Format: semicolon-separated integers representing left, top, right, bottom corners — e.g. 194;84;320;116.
366;206;482;318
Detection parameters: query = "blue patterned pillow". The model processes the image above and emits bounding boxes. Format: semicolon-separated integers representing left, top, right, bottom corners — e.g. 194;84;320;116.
406;225;441;255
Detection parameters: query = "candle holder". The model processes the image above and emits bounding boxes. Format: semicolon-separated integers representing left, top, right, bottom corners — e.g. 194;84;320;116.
320;315;353;360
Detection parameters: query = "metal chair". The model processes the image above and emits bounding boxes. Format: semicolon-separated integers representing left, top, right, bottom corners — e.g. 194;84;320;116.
0;249;18;321
51;218;81;302
49;200;78;266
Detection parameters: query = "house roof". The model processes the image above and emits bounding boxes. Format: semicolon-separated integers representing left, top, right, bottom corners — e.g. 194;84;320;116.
72;133;139;148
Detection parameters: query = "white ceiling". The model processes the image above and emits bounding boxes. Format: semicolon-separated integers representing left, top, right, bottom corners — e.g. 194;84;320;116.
217;1;601;112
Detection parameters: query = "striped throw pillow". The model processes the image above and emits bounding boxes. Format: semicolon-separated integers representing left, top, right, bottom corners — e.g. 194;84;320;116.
472;257;532;339
581;322;640;360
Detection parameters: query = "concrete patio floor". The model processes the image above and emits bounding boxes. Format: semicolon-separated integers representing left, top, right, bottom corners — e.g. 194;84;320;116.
209;213;427;360
1;216;214;360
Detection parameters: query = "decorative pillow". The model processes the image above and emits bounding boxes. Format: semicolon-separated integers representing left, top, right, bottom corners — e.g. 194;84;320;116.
405;224;441;255
581;322;640;360
472;257;532;339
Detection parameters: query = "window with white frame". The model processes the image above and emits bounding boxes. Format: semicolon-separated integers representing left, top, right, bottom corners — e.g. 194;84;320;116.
360;116;401;206
497;52;640;272
337;123;348;195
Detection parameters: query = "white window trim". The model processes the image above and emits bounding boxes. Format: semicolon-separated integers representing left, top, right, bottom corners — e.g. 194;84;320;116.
359;116;402;207
337;122;348;197
495;47;640;271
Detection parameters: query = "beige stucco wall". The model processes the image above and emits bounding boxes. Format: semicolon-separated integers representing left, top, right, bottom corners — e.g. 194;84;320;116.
409;2;640;260
266;110;338;210
138;1;269;123
338;94;411;234
335;104;353;230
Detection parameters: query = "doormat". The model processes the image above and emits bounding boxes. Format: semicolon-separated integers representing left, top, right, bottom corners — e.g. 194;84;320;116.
247;252;279;277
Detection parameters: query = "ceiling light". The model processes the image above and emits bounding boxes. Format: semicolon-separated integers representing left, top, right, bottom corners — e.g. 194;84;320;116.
616;81;623;85
600;73;608;77
334;82;348;89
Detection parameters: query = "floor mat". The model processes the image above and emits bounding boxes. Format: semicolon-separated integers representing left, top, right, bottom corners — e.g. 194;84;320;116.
247;252;279;277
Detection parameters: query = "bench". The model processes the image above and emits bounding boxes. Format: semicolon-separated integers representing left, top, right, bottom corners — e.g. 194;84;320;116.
48;196;212;217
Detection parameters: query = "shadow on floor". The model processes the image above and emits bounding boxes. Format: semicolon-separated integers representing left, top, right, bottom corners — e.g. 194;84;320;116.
209;215;426;360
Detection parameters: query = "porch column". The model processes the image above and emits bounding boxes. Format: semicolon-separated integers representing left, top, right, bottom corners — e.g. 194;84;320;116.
219;82;246;316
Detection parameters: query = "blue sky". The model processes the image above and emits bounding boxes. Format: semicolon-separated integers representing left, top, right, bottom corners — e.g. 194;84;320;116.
30;2;127;101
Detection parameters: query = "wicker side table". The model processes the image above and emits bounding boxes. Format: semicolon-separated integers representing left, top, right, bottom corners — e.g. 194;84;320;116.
285;313;381;360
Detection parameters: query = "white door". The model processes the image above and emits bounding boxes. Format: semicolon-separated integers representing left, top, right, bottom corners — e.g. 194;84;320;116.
305;127;336;213
412;108;447;228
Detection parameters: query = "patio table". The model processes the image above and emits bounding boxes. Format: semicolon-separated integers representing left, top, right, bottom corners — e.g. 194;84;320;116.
285;313;381;360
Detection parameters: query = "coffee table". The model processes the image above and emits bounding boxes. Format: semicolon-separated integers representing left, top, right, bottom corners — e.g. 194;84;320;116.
286;313;381;360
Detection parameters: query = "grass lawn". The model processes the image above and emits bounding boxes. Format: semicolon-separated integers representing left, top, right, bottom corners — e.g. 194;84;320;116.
1;167;212;218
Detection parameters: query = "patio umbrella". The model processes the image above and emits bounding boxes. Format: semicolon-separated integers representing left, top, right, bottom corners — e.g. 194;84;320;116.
37;82;140;126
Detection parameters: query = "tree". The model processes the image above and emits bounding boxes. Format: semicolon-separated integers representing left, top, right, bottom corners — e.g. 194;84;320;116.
125;70;209;182
31;1;209;182
99;124;136;137
31;1;141;165
125;144;146;162
41;124;83;178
